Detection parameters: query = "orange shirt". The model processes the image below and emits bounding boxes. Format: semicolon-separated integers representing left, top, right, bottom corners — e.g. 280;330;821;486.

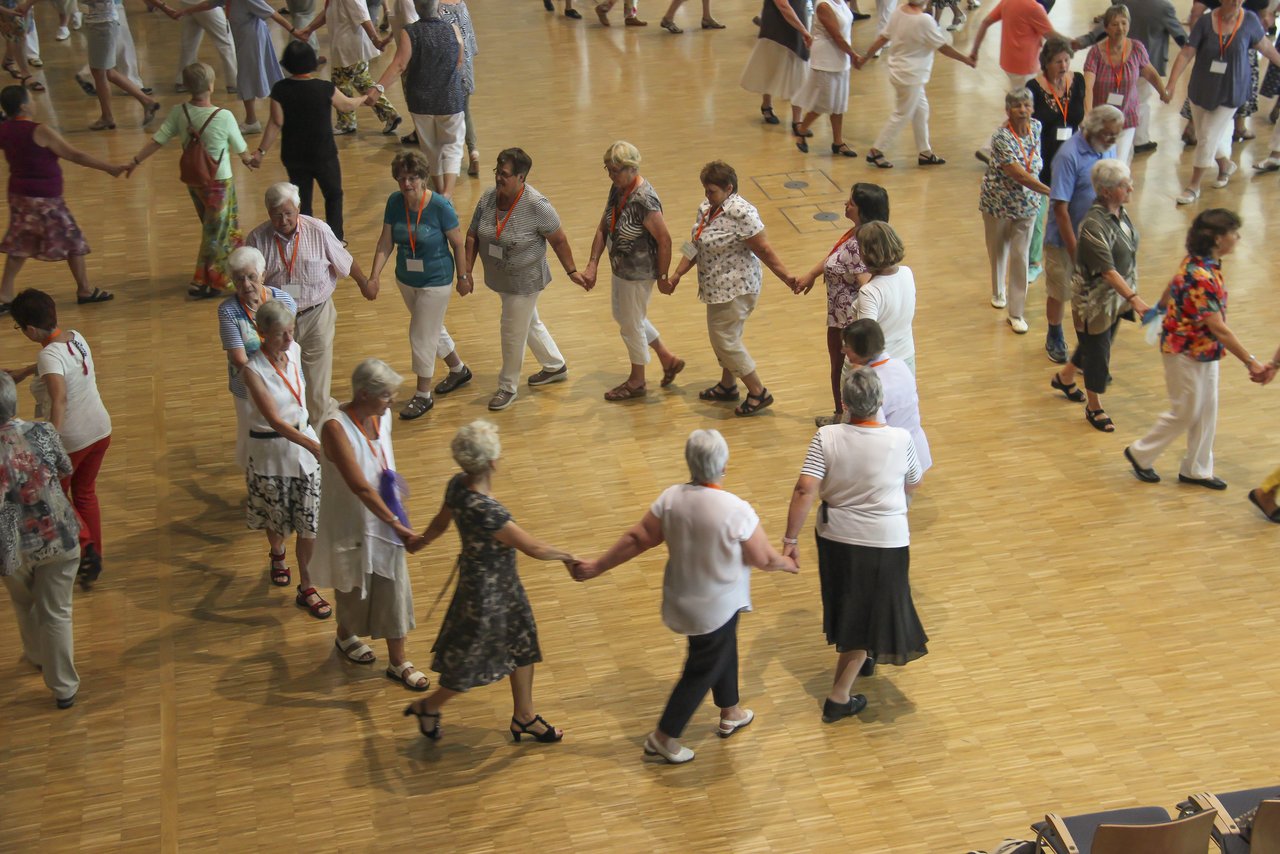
986;0;1055;76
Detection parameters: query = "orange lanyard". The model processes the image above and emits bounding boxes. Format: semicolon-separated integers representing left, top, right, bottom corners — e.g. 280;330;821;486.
694;204;724;242
867;356;889;368
38;327;62;347
404;191;427;258
1105;39;1129;89
851;419;885;427
827;227;856;259
274;226;301;281
238;287;269;324
1216;10;1243;59
610;177;642;234
270;350;304;412
494;185;525;240
696;482;723;489
1045;78;1070;123
1004;124;1036;172
346;411;388;470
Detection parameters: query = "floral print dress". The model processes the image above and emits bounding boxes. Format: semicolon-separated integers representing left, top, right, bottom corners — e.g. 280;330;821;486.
430;473;541;691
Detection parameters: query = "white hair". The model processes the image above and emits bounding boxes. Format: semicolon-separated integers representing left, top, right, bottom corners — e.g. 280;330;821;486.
265;182;301;211
0;371;16;423
1005;87;1033;110
685;429;729;484
350;358;403;399
228;246;266;278
841;368;885;421
1091;158;1131;194
414;0;440;18
451;420;501;475
1082;104;1124;136
255;298;295;334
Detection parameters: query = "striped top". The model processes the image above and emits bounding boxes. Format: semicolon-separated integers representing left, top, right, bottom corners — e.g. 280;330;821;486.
468;184;563;295
218;288;297;398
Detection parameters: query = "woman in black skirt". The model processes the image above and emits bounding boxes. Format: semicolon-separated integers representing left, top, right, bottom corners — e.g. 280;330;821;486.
782;367;927;723
402;420;576;743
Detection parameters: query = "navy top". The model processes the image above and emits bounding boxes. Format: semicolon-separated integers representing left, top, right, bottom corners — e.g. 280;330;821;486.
1186;9;1265;110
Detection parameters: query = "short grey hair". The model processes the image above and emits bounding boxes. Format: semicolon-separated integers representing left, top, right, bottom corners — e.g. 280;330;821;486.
1091;158;1131;194
0;371;16;423
841;368;884;421
351;358;403;399
451;420;501;475
265;182;301;210
413;0;440;17
228;246;266;278
684;429;729;484
255;298;295;334
1082;104;1124;136
1005;87;1033;110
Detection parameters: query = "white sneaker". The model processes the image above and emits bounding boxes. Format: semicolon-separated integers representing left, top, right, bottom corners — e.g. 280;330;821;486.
238;121;263;135
991;294;1007;309
1176;187;1200;205
72;10;82;28
1212;161;1238;188
55;25;70;40
1008;316;1029;334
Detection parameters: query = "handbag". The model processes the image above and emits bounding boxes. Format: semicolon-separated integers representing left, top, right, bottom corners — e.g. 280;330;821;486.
178;104;224;188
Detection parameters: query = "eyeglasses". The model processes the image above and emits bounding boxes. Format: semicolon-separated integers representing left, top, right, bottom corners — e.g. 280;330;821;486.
604;164;630;175
493;169;517;180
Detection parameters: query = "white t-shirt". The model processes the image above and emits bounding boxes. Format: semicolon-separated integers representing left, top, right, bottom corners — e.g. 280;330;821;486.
854;266;917;368
810;0;854;72
800;424;922;548
872;355;931;472
884;7;949;86
32;332;112;454
329;0;379;68
650;483;759;636
386;0;419;36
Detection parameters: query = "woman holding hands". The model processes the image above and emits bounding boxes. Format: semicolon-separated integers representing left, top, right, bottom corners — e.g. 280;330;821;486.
1081;5;1170;164
793;0;863;155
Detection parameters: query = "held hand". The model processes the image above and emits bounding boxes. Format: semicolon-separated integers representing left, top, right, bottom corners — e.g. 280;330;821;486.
775;556;800;574
456;275;474;296
292;27;311;42
570;559;603;581
1160;88;1173;104
404;533;427;554
657;275;677;295
240;153;257;169
1260;364;1278;386
1129;296;1151;316
781;542;800;568
356;275;378;300
801;30;814;49
1247;359;1269;382
570;270;590;290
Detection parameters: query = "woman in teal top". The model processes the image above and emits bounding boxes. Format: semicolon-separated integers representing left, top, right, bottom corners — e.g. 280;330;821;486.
368;150;471;421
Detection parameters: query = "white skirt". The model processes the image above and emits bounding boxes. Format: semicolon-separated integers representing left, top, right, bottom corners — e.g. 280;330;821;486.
740;39;809;101
796;68;851;116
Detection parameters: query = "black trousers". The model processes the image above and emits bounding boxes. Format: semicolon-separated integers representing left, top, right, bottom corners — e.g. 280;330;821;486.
284;156;344;241
1069;316;1122;395
657;611;740;738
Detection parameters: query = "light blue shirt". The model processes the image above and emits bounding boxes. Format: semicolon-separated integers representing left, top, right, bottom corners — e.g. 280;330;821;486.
1045;132;1115;248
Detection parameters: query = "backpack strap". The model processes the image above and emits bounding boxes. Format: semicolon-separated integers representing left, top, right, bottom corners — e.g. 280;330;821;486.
182;103;223;142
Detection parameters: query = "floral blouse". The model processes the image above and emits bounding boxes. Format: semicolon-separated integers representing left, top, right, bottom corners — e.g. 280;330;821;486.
0;419;78;576
1161;255;1227;362
689;193;765;305
1083;39;1150;130
824;232;868;328
979;119;1044;222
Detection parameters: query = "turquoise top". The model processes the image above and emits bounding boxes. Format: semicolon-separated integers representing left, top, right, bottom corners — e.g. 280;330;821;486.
383;190;459;287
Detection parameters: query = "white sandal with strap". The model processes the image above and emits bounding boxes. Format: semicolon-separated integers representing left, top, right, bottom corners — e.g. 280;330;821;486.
334;635;376;664
386;661;430;691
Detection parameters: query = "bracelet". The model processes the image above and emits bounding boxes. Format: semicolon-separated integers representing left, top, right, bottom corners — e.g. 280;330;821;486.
131;157;140;166
657;273;669;281
782;536;798;545
567;269;577;275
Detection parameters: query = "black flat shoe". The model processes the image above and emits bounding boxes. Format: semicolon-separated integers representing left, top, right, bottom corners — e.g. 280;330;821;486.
56;693;77;710
1248;489;1280;522
565;7;582;17
822;694;867;723
404;703;441;739
1124;447;1160;483
1178;473;1227;490
791;121;813;138
859;655;875;677
761;105;781;125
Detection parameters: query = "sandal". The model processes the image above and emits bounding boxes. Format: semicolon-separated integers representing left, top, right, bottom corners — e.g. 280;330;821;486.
188;283;224;299
510;714;564;743
398;394;434;420
917;152;946;166
760;105;781;125
701;16;725;28
866;150;894;169
334;635;376;664
699;382;740;402
718;708;754;738
660;357;685;387
269;550;290;586
77;287;114;305
1247;488;1280;523
386;661;430;691
295;586;332;620
604;381;646;401
1050;373;1085;402
404;703;442;739
791;121;813;138
21;77;45;92
88;118;116;131
3;58;16;78
1085;407;1115;433
831;143;858;157
660;17;682;32
400;130;419;145
734;388;774;417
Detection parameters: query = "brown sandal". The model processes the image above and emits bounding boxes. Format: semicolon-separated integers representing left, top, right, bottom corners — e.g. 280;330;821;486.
699;382;740;401
660;358;685;387
604;382;646;401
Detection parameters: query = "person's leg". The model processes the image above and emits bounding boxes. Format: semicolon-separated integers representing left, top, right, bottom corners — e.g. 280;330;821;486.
827;326;844;414
294;533;316;590
295;299;336;427
875;0;893;36
67;436;110;557
2;563;41;668
1134;78;1155;147
655;623;727;745
91;68;116;124
1005;215;1032;323
982;211;1008;306
433;113;464;199
830;112;846;148
708;294;761;395
287;162;317;217
354;61;400;126
177;15;203;87
525;302;567;373
198;7;239;90
611;274;653;388
1028;193;1047;275
104;67;155;108
497;291;537;393
508;663;562;737
911;87;932;155
399;283;452;395
66;254;92;299
114;6;144;89
313;157;344;241
1114;127;1136;165
331;63;359;131
30;551;80;701
462;95;478;160
829;648;869;703
1211;104;1236;176
1044;243;1072;357
1180;359;1218;479
707;612;745;722
242;98;258;126
1186;104;1228;193
871;80;915;156
0;255;27;304
1129;353;1197;469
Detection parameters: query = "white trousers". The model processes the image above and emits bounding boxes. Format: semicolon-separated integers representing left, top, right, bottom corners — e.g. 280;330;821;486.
77;5;143;88
706;293;759;377
176;6;239;89
397;282;457;381
982;212;1033;320
611;275;660;365
411;112;466;177
498;291;565;393
874;80;930;154
1129;354;1219;479
3;549;81;701
1134;78;1156;146
24;0;77;58
875;0;894;37
1113;127;1136;165
1189;103;1235;170
295;297;336;427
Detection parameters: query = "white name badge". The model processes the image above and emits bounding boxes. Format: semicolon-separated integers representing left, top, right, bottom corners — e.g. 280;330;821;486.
1057;127;1073;141
488;243;504;260
1209;60;1228;74
405;258;424;273
1106;92;1125;107
283;283;302;302
681;241;698;260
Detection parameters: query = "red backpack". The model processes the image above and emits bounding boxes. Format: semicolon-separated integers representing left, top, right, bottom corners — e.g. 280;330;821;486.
178;104;224;188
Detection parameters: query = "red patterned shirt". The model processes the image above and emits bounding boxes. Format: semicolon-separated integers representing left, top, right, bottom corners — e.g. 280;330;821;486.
1160;255;1227;362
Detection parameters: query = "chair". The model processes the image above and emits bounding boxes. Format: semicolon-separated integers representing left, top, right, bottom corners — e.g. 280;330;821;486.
1179;787;1280;854
1032;805;1215;854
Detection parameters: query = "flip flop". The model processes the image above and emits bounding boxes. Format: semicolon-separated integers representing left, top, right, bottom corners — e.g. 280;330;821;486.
77;287;114;304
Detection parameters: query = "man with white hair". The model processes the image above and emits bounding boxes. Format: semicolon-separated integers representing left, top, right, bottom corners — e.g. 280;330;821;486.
245;182;373;426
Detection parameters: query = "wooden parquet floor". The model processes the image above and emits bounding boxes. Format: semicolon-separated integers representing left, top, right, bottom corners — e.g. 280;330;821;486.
1;1;1278;851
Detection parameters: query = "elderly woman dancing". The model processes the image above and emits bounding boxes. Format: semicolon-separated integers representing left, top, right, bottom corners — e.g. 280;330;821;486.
783;368;927;723
402;420;576;742
853;221;916;373
1050;160;1149;433
240;299;330;619
309;359;427;689
581;140;684;400
666;161;797;417
979;88;1051;335
571;429;797;764
1081;4;1170;164
0;371;81;709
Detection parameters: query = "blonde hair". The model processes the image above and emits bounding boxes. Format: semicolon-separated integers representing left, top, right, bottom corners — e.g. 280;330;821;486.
857;221;906;270
181;62;215;96
452;420;502;475
604;140;641;170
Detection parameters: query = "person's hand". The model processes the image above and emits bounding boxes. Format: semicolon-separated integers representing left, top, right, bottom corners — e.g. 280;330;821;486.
581;260;598;291
570;270;590;290
1129;295;1151;316
850;52;865;70
106;163;129;178
781;542;799;567
165;5;182;19
798;273;817;295
1248;359;1269;382
375;35;391;50
291;26;311;42
356;274;377;300
362;89;380;107
801;29;814;49
305;438;322;460
456;274;474;296
1260;364;1278;386
240;152;258;169
570;558;603;581
1160;88;1173;104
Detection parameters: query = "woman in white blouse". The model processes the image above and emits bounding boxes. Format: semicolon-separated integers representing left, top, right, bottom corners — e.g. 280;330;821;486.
792;0;864;155
852;221;917;373
665;161;799;417
783;368;928;724
240;299;331;620
571;429;797;764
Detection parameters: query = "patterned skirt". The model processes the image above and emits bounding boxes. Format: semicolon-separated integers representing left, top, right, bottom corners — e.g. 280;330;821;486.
188;178;242;292
245;460;320;537
0;194;90;261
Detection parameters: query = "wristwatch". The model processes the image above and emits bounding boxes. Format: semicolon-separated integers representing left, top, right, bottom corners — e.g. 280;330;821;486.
371;83;385;93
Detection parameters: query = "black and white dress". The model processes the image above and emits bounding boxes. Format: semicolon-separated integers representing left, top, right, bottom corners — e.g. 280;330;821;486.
740;0;811;102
